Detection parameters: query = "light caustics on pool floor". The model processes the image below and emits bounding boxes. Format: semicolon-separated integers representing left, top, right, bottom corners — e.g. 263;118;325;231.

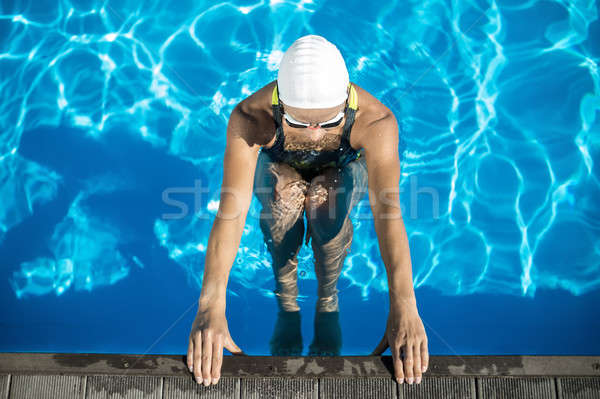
0;0;598;302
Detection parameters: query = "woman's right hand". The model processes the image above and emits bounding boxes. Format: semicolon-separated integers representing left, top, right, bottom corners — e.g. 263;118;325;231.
187;302;243;386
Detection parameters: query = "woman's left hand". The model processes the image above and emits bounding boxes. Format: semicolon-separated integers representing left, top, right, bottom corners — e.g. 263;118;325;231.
371;303;429;385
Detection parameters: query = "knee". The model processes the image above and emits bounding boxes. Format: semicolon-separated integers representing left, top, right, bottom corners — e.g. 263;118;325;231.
304;180;329;212
274;177;309;211
261;178;309;245
304;169;338;215
314;216;354;252
306;206;351;246
305;172;350;243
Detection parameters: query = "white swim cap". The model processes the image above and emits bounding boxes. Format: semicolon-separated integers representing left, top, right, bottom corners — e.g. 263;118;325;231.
277;35;349;109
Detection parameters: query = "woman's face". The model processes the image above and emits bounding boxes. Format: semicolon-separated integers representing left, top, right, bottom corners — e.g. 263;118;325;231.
281;101;346;134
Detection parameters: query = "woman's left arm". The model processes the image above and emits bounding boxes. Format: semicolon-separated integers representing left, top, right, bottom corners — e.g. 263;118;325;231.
361;111;429;385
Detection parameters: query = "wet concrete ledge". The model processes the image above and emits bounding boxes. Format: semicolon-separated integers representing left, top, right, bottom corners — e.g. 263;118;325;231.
1;353;599;377
1;354;600;398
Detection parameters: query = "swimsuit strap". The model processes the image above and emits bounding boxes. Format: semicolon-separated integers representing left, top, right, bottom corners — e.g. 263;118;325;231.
340;107;356;143
269;83;285;150
341;83;358;143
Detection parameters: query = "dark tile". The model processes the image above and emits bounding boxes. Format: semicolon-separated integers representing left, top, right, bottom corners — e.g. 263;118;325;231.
398;376;474;398
85;375;162;398
241;377;317;399
557;377;600;399
477;377;555;399
0;375;8;399
163;376;238;398
9;375;85;399
320;377;397;399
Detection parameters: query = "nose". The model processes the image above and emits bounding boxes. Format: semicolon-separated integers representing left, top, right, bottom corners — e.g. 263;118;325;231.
307;124;319;130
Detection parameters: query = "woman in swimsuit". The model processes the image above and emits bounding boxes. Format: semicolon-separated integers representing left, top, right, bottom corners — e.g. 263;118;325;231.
256;80;366;315
187;35;429;388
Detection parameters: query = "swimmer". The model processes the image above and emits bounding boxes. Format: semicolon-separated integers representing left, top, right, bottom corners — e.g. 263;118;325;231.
187;34;429;387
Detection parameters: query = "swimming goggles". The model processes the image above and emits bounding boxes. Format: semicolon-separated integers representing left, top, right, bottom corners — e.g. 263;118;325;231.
280;102;347;129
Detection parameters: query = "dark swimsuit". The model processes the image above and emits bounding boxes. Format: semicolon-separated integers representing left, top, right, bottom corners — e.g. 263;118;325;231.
261;82;363;181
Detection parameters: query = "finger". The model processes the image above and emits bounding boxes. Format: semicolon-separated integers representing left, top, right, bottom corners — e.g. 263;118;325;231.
187;336;194;373
211;336;223;385
193;332;203;383
421;338;429;373
392;344;404;384
224;334;243;355
371;334;389;356
201;331;213;386
404;342;414;384
413;342;422;383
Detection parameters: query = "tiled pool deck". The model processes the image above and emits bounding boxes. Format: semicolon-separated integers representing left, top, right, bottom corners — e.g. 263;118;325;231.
1;353;599;398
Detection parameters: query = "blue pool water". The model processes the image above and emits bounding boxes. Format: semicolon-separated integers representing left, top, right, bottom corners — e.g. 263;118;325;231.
0;0;599;356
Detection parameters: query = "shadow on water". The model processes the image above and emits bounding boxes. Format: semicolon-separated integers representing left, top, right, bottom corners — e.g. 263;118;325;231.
308;311;342;356
270;310;303;356
1;124;206;269
0;123;214;354
269;309;343;356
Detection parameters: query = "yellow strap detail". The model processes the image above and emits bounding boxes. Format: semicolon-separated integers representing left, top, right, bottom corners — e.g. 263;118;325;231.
272;84;279;105
348;83;358;110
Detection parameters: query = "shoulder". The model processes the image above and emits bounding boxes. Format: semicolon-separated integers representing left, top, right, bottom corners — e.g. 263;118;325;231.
350;83;399;149
236;80;277;117
231;80;277;146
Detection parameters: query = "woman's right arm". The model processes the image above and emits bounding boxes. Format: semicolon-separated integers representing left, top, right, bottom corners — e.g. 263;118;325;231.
199;101;261;309
188;100;262;386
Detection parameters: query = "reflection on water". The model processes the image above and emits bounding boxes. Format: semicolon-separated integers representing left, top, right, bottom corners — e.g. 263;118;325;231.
0;0;598;306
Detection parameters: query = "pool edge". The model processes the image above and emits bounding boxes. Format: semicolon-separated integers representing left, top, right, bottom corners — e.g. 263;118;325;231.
0;353;599;377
